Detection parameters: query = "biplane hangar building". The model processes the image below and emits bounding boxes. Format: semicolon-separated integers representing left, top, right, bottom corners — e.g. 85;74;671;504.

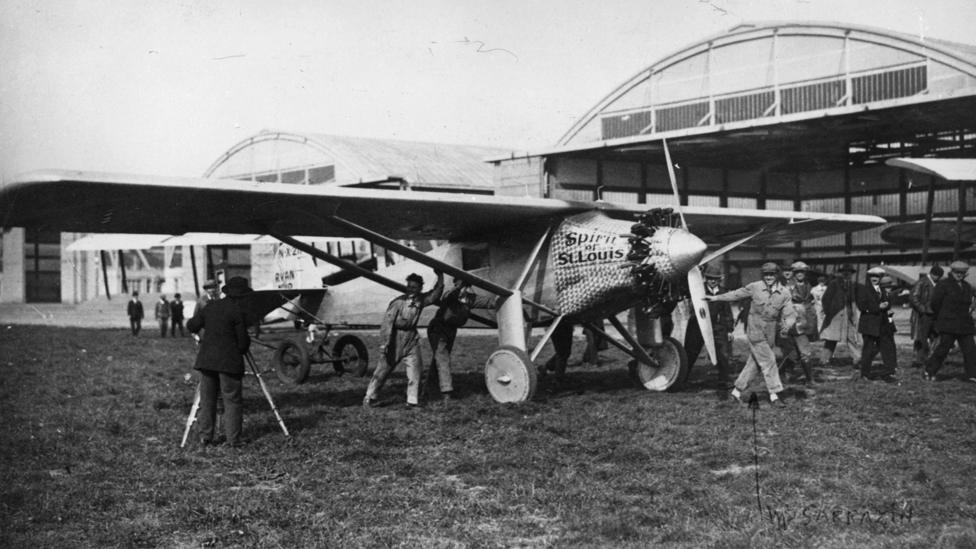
1;20;975;303
492;21;976;284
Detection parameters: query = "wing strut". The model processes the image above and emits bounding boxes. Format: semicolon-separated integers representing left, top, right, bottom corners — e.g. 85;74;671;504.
602;316;658;369
326;215;558;316
271;232;499;329
515;225;554;292
530;314;565;362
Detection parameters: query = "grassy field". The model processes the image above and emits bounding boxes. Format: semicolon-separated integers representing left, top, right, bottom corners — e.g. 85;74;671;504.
1;324;975;548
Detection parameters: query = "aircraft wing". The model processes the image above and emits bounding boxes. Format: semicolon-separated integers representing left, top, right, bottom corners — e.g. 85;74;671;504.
1;170;884;244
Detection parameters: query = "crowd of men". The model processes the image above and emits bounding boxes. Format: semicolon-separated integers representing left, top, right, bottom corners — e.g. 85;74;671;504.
174;261;973;446
125;283;211;337
694;260;975;407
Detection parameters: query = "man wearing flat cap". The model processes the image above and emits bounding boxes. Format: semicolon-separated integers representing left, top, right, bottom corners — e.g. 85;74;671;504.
684;264;735;388
819;263;862;367
196;279;220;315
705;262;796;407
187;276;253;447
779;261;817;384
854;267;897;381
924;261;976;382
909;265;943;367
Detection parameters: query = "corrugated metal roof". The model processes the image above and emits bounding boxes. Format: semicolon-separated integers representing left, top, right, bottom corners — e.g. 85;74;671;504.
212;131;508;190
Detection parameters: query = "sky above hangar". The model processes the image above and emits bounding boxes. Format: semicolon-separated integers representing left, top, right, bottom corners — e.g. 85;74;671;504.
1;0;974;182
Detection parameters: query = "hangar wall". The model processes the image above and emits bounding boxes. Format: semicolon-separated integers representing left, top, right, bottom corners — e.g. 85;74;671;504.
543;155;973;261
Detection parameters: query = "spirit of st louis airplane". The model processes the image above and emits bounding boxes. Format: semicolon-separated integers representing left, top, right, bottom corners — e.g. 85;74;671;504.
0;142;885;403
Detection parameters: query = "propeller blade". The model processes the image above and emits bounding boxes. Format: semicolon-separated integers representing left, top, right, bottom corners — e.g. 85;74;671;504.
686;265;716;365
662;138;688;230
699;228;765;266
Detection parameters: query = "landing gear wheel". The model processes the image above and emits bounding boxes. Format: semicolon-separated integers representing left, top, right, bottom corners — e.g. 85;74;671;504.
274;339;311;385
485;345;537;403
333;335;369;377
628;336;688;392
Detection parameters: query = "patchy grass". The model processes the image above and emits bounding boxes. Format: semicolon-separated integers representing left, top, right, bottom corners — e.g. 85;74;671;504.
1;325;975;548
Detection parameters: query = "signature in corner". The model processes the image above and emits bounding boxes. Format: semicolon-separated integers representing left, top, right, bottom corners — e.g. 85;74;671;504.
456;37;518;61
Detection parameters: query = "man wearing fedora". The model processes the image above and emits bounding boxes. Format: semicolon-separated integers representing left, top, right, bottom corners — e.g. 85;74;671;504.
684;264;735;388
909;265;943;367
924;261;976;382
854;267;898;382
819;264;862;367
705;262;795;407
187;276;253;447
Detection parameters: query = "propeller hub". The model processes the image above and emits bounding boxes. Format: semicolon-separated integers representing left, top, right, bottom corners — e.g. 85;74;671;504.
666;229;707;276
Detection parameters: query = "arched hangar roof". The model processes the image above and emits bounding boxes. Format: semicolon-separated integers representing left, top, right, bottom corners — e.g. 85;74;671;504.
205;132;506;192
534;21;976;170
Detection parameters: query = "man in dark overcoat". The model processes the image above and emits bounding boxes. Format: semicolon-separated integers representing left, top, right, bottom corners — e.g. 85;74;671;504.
684;264;735;388
187;276;252;446
819;264;862;366
908;265;943;367
924;261;976;382
127;291;144;336
854;268;897;381
170;293;186;337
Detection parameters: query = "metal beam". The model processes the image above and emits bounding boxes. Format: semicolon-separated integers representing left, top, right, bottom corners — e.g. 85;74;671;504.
514;225;553;293
955;181;967;260
119;250;128;294
530;314;564;362
923;175;935;263
189;246;200;298
99;250;111;300
604;315;658;368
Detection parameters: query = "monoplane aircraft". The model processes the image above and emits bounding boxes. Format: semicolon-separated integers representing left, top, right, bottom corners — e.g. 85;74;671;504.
0;146;885;402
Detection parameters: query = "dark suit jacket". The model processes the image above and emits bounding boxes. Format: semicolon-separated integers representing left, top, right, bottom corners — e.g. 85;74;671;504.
856;283;893;337
187;297;250;375
127;300;144;320
930;278;976;335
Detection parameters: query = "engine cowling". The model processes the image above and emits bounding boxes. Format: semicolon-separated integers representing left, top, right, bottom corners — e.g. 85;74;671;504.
551;210;707;318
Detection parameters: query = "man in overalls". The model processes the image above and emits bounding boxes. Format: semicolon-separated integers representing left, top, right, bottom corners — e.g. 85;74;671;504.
364;271;444;408
706;262;796;408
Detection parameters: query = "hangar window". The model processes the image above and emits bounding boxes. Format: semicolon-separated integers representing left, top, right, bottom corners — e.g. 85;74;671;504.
652;52;709;104
25;229;61;303
781;80;844;114
656;101;709;132
602;110;652;140
852;65;926;103
775;36;845;83
710;39;775;95
716;91;775;123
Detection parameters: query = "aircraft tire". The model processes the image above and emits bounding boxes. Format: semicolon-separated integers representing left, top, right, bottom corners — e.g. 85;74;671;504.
484;345;537;403
274;339;311;385
628;336;688;392
333;335;369;377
